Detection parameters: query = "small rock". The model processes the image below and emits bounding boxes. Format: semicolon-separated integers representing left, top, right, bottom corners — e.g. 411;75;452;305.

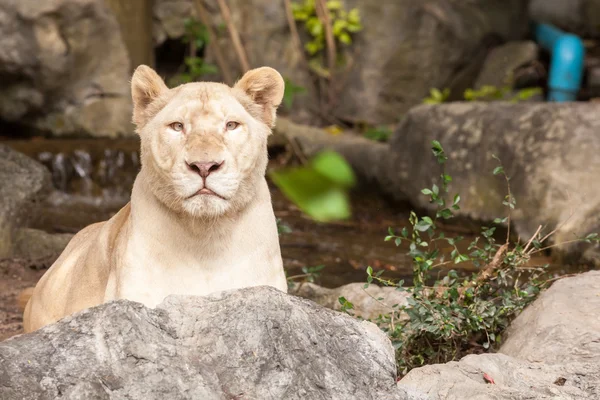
290;282;408;321
0;145;52;258
11;228;73;261
475;41;540;89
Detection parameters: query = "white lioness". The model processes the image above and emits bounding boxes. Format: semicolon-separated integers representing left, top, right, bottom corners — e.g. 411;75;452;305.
23;65;288;332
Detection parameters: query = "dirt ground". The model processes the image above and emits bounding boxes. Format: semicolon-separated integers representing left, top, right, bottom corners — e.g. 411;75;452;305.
0;258;52;341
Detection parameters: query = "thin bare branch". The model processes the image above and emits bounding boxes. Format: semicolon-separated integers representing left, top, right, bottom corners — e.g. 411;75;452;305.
216;0;250;72
523;224;542;254
315;0;337;106
193;0;234;85
283;0;309;71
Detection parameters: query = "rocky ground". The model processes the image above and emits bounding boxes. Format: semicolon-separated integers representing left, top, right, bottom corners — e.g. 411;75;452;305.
2;271;599;399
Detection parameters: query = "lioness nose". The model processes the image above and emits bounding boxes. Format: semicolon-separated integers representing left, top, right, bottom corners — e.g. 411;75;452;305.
187;161;224;178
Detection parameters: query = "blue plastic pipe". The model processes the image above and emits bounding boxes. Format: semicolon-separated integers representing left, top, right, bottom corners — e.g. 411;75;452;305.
533;23;585;102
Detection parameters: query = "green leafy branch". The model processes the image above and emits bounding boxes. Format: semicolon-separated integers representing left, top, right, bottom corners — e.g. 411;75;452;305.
292;0;363;56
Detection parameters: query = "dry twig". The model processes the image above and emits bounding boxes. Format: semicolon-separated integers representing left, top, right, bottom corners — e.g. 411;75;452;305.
315;0;337;106
216;0;250;72
193;0;234;85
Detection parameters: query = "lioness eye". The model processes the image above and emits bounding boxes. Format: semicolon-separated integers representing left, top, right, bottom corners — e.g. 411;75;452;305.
226;121;240;131
170;122;184;132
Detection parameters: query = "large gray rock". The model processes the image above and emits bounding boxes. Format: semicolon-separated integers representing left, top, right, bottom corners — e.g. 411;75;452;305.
153;0;529;124
0;145;52;258
278;103;600;264
398;353;599;399
0;0;133;137
386;102;600;263
500;270;600;364
0;286;402;400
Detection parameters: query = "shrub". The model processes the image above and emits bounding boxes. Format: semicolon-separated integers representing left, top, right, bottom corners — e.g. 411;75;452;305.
350;140;599;375
292;0;363;57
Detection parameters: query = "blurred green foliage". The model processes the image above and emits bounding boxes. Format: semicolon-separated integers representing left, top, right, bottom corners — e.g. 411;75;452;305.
283;78;307;110
292;0;363;55
423;85;543;104
270;150;356;222
363;125;393;142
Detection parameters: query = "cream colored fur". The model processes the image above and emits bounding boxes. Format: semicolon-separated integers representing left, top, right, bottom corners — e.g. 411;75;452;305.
23;66;288;332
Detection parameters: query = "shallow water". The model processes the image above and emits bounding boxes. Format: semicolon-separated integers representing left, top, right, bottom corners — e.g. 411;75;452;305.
4;138;557;288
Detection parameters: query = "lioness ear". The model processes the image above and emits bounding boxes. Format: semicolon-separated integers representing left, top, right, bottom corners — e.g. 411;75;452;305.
131;65;169;127
234;67;285;127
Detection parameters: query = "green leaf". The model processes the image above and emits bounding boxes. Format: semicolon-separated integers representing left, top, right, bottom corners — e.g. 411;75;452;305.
269;167;351;222
338;32;352;45
347;8;361;24
332;19;347;35
327;0;343;10
415;220;432;232
493;166;504;175
437;208;453;220
310;150;356;188
346;22;363;33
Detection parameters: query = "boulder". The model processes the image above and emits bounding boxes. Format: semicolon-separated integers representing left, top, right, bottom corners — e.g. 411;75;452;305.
0;145;52;258
398;353;599;399
277;103;600;264
152;0;529;124
0;0;133;137
385;102;600;263
0;286;403;400
290;282;409;321
500;270;600;364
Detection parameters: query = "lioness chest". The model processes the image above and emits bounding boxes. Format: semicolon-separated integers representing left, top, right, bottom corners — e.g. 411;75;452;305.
107;224;286;308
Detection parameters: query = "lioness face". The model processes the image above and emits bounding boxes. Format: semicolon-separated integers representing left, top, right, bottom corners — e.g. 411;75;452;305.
130;66;284;217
